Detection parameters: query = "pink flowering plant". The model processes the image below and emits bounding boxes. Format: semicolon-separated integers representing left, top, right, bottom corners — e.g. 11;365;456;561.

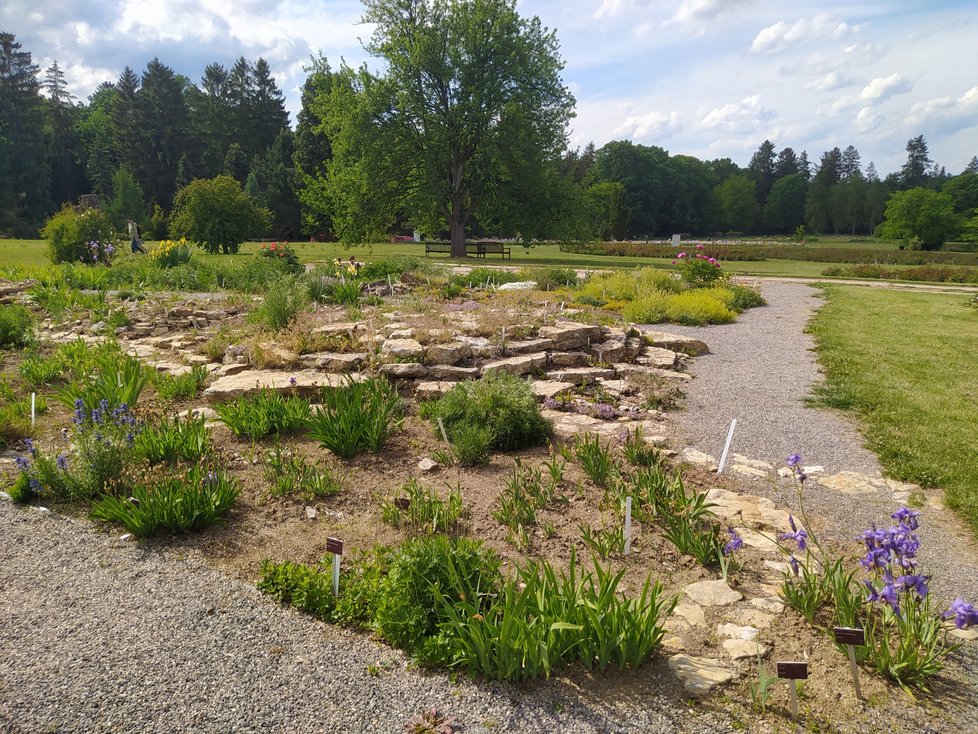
672;244;726;288
775;453;975;694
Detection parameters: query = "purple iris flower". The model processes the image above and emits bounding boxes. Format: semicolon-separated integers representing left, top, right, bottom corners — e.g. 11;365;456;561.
787;454;802;467
898;574;929;599
56;454;69;471
779;515;808;551
28;478;41;493
942;598;978;629
723;527;744;556
891;507;921;532
788;555;800;576
15;455;30;472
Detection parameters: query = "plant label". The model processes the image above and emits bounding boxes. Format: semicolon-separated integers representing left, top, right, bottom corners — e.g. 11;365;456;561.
326;537;343;556
833;627;864;700
624;496;632;555
776;661;809;679
717;418;737;474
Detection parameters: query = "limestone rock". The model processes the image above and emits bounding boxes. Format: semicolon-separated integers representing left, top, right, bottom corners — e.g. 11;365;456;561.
532;381;574;401
644;330;709;355
547;366;616;385
716;623;759;641
380;362;428;379
203;370;363;401
537;322;603;351
673;602;706;627
732;610;775;629
300;352;367;372
591;339;626;363
637;347;679;369
662;636;687;652
381;338;425;360
505;338;554;355
722;639;769;660
418;458;439;473
684;580;742;607
454;335;497;357
312;322;364;338
751;597;785;614
818;471;886;495
415;381;455;400
497;280;536;290
668;655;736;696
175;406;218;421
730;464;770;479
682;448;717;470
482;352;547;377
388;328;415;339
550;351;590;367
427;365;480;381
424;342;472;366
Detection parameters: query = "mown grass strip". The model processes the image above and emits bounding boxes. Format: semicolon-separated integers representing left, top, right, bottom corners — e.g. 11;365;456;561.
808;285;978;533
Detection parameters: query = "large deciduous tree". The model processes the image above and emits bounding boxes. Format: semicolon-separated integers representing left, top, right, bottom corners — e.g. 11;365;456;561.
879;188;957;250
313;0;575;256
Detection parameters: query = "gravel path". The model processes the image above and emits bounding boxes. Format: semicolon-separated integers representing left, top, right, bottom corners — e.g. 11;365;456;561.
658;281;978;727
0;500;727;734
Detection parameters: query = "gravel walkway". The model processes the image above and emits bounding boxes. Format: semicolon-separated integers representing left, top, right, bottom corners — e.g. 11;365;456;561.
0;501;727;734
658;281;978;727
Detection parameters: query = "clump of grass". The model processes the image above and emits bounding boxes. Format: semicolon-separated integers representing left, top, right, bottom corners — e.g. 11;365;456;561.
621;293;670;324
381;479;464;534
213;389;312;441
153;365;208;402
574;432;618;487
133;415;211;464
262;446;342;501
493;458;567;549
56;351;150;412
664;291;736;325
306;376;403;459
621;426;662;467
0;304;34;348
250;276;308;330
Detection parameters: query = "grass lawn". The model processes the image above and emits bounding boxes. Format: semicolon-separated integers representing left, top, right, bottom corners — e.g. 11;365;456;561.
808;285;978;533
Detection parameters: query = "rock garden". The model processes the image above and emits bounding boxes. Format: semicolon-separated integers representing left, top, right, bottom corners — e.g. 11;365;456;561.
2;247;977;733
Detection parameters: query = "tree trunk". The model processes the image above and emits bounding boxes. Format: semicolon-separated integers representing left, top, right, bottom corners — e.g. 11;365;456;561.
450;217;466;258
449;159;466;258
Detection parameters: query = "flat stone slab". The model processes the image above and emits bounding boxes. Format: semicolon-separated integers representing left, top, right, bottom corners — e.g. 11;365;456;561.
299;352;367;372
818;471;887;495
203;370;364;402
716;623;759;641
427;365;480;381
380;362;428;379
684;580;742;607
532;381;575;401
424;342;472;366
482;352;547;376
722;639;769;660
750;597;785;614
644;330;709;355
537;322;604;351
497;281;536;290
381;338;425;360
311;322;365;337
636;347;679;369
415;381;455;399
682;448;717;469
546;367;616;385
506;338;554;355
673;602;706;627
550;351;590;367
668;655;736;696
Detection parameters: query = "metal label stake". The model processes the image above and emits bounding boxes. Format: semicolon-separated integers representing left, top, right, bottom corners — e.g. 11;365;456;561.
776;661;808;720
624;496;632;555
834;627;865;700
326;537;343;597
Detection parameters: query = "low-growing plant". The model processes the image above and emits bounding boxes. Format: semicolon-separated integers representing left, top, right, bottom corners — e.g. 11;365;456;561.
450;267;521;289
257;559;337;619
381;479;464;534
579;523;625;559
664;291;736;326
150;238;193;268
492;459;566;548
423;373;551;461
250;276;308;330
621;426;662;467
213;389;312;441
153;365;209;402
306;377;403;459
0;304;33;348
256;242;302;273
133;415;211;464
262;446;342;501
91;465;238;537
56;351;150;413
674;248;726;288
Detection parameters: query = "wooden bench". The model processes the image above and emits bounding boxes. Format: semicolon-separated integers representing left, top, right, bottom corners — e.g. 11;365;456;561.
476;241;511;259
424;242;481;257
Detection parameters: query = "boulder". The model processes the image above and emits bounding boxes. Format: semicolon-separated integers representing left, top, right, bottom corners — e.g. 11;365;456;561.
537;322;603;351
381;338;425;360
380;362;428;379
427;365;480;381
424;342;472;366
454;335;497;357
550;351;590;367
644;330;709;355
481;352;547;377
203;370;363;401
531;381;575;402
722;640;768;661
590;339;626;363
312;322;365;338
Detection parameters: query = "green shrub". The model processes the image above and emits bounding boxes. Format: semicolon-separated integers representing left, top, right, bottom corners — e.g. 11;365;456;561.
257;559;337;619
249;276;308;331
636;267;683;294
425;373;551;458
91;465;238;537
256;242;303;273
520;266;578;290
306;377;403;459
56;351;150;413
620;293;670;324
213;389;312;441
664;292;736;325
0;305;33;348
450;423;493;466
358;256;423;282
217;257;294;293
153;365;209;402
133;415;211;464
169;175;270;254
42;205;117;264
726;284;766;311
381;479;464;534
676;250;727;288
149;239;193;268
575;272;637;305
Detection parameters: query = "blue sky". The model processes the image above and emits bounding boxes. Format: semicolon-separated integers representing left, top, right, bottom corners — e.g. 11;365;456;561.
4;0;976;176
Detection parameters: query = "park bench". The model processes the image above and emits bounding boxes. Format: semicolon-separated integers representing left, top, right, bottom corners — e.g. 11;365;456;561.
424;242;481;257
476;241;511;259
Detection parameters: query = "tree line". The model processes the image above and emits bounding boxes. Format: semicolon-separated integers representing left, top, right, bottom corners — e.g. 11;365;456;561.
2;13;977;250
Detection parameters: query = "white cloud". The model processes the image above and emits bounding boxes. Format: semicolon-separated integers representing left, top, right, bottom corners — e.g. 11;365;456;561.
700;95;775;133
859;73;911;102
780;43;885;77
751;14;860;55
667;0;747;27
905;86;978;135
593;0;626;19
855;107;883;131
613;110;681;140
804;70;855;93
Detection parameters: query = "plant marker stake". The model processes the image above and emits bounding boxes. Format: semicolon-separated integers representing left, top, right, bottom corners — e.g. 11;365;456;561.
387;274;393;293
624;496;632;555
776;661;808;720
834;627;865;700
436;418;454;459
31;392;36;425
326;537;343;597
716;418;738;474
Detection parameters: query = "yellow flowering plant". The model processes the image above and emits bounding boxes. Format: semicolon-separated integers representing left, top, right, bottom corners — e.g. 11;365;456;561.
150;238;193;268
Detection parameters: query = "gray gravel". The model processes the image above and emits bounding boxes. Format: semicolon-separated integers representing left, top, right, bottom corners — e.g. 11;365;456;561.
0;500;729;734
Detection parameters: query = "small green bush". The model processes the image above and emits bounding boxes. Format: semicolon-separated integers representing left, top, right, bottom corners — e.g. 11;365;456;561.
636;267;683;294
358;256;423;282
42;205;117;264
153;365;209;403
91;465;238;537
520;266;578;290
256;242;303;274
451;267;521;288
620;293;670;324
306;377;403;459
0;305;33;348
665;292;736;325
250;276;308;331
451;423;493;466
425;373;551;459
727;284;766;311
133;415;211;464
56;351;150;413
262;447;342;501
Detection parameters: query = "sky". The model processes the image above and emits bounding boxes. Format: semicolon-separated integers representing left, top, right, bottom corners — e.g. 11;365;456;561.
4;0;977;176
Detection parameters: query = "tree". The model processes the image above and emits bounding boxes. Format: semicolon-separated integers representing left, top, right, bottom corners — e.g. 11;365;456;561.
831;173;867;234
586;181;628;240
43;60;86;207
76;83;120;198
762;174;807;233
715;175;756;232
314;0;575;256
295;56;336;238
222;143;249;183
774;147;799;179
943;173;978;215
106;166;146;229
901;135;931;189
797;151;811;182
246;129;301;239
134;59;191;209
592;141;670;237
0;32;50;233
747;139;776;206
112;67;142;179
840;145;861;180
879;188;958;249
169;175;270;254
965;156;978;175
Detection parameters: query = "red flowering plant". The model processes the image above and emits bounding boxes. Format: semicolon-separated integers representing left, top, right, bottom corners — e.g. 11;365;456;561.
256;241;302;273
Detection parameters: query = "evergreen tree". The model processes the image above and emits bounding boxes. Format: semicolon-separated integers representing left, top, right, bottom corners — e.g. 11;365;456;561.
106;166;146;228
747;139;776;206
0;32;50;233
112;67;142;178
76;83;120;199
763;173;806;232
840;145;861;180
223;143;249;183
901;135;931;189
196;62;233;176
135;58;191;208
251;58;290;155
774;147;799;179
245;129;301;239
865;161;879;182
228;57;256;156
965;156;978;175
797;151;811;182
43;60;87;207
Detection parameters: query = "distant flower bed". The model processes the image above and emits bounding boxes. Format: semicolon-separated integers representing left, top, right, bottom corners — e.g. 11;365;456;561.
257;242;302;273
150;238;192;268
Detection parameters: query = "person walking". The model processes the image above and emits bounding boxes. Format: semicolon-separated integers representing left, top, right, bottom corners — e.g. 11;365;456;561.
128;219;146;254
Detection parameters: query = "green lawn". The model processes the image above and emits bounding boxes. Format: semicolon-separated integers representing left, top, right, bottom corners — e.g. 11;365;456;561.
808;285;978;534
